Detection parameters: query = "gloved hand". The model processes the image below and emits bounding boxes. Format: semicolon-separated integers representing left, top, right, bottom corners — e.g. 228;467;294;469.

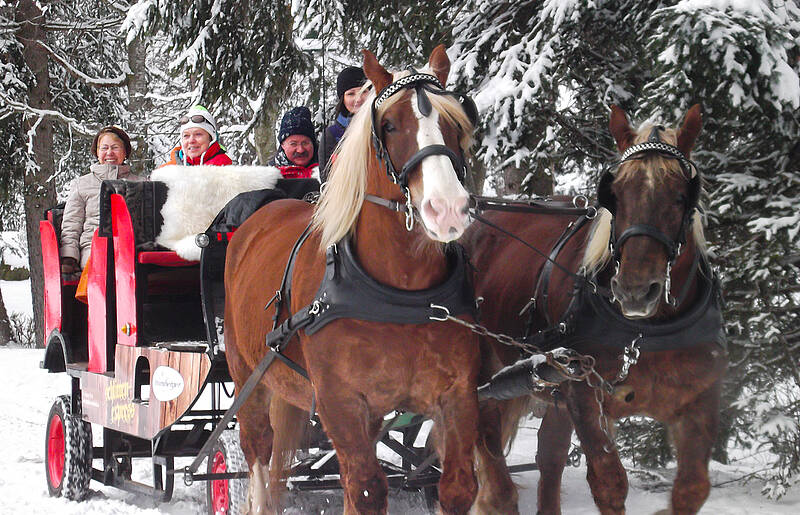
60;257;80;274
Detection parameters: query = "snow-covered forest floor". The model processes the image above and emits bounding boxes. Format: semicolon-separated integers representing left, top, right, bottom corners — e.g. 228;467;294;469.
1;280;799;514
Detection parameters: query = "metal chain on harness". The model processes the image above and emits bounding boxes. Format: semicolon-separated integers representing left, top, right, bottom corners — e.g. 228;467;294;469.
434;306;625;451
463;196;649;452
429;305;596;384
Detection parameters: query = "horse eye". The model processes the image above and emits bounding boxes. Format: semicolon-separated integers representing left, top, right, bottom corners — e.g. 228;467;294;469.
382;121;395;133
677;193;687;206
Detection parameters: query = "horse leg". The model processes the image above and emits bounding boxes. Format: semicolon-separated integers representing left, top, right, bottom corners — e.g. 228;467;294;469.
536;402;574;515
433;388;479;515
317;398;388;515
567;390;627;515
473;399;519;514
666;381;722;515
235;382;275;514
266;396;308;511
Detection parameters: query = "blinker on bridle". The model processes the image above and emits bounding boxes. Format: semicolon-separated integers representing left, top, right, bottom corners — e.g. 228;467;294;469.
599;125;702;307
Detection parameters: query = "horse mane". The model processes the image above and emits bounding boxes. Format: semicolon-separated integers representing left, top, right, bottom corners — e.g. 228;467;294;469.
582;124;707;274
312;69;474;249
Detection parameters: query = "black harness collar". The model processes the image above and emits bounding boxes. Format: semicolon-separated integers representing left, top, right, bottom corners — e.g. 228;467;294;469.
523;214;726;354
304;237;476;334
265;233;477;370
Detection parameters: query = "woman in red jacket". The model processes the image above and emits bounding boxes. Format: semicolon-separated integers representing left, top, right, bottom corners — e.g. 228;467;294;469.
163;105;233;166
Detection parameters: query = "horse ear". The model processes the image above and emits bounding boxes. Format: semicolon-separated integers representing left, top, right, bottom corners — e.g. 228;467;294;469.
677;104;702;158
428;44;450;86
609;105;635;152
362;49;393;93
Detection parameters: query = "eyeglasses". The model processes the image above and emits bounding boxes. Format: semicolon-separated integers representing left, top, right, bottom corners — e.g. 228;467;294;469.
179;114;212;126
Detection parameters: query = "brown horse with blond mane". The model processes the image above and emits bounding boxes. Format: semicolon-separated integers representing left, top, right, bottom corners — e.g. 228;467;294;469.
224;46;483;514
465;104;727;514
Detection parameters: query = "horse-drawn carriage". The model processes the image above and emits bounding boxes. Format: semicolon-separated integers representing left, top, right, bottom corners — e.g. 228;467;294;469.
39;167;464;511
40;45;727;515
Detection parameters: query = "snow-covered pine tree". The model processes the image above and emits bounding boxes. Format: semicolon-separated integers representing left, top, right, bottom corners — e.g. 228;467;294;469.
450;0;800;494
125;0;311;164
1;0;160;346
644;0;800;496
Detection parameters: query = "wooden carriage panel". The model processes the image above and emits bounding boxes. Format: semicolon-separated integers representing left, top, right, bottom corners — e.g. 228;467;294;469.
79;345;211;440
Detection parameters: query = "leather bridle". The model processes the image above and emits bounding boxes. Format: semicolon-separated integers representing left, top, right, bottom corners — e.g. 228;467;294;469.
597;126;701;306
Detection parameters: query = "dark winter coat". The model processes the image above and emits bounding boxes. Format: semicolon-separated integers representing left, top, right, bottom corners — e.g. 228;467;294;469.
319;113;352;181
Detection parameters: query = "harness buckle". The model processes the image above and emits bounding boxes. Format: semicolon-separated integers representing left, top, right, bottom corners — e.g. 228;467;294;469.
572;194;589;209
429;303;451;322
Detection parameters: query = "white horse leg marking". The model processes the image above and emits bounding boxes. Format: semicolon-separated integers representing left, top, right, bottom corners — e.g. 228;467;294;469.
247;459;269;514
411;91;470;241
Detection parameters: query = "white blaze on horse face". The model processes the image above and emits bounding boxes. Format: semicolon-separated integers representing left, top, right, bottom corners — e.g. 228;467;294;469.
411;91;471;242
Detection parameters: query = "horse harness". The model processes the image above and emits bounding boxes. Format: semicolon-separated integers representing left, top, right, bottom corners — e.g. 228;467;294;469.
262;226;477;380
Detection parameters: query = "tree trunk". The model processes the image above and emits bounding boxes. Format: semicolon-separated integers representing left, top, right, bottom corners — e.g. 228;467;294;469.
465;153;486;196
0;286;11;346
126;34;152;174
253;107;278;165
17;0;57;349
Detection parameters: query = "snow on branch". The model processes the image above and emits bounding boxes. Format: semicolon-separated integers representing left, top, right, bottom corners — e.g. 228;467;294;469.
0;91;94;136
38;40;128;88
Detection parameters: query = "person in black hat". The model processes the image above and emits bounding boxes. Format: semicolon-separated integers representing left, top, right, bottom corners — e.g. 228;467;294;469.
269;106;320;179
318;66;370;180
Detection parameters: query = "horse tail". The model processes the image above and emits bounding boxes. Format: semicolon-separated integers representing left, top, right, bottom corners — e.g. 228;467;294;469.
501;396;541;451
267;396;307;506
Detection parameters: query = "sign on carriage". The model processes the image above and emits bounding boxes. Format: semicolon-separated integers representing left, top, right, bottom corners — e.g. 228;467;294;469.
152;365;185;401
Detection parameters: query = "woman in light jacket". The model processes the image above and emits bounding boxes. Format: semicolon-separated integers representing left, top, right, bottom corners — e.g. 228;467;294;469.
60;126;143;274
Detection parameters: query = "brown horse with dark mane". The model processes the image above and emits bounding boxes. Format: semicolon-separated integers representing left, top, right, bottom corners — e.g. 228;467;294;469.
224;46;483;514
464;104;727;514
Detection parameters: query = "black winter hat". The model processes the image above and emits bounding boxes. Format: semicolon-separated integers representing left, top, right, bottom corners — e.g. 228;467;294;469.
278;106;315;144
336;66;367;99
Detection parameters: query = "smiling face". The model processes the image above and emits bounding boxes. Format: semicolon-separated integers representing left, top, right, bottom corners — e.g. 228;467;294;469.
281;134;314;167
181;128;212;160
343;86;369;114
96;133;126;165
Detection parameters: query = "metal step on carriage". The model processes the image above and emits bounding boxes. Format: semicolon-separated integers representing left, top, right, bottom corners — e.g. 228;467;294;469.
39;174;472;513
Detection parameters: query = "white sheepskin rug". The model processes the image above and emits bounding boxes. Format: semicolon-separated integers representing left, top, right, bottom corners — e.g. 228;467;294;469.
151;165;282;260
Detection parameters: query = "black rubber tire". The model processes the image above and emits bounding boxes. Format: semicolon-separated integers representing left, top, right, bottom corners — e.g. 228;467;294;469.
206;429;249;515
45;395;92;501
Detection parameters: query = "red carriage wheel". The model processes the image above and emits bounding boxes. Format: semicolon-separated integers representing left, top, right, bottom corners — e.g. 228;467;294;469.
210;450;230;513
46;412;65;488
206;430;248;515
44;395;92;500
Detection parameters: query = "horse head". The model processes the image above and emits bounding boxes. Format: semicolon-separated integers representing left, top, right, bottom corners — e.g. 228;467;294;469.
595;104;704;318
362;45;475;242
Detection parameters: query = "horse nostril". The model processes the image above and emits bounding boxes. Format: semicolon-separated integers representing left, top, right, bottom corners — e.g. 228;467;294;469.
645;281;662;303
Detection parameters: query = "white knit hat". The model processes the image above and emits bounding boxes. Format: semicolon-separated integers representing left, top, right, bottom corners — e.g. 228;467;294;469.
180;105;218;144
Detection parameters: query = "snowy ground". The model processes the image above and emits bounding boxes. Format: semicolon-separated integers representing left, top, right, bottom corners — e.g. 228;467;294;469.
2;282;799;514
